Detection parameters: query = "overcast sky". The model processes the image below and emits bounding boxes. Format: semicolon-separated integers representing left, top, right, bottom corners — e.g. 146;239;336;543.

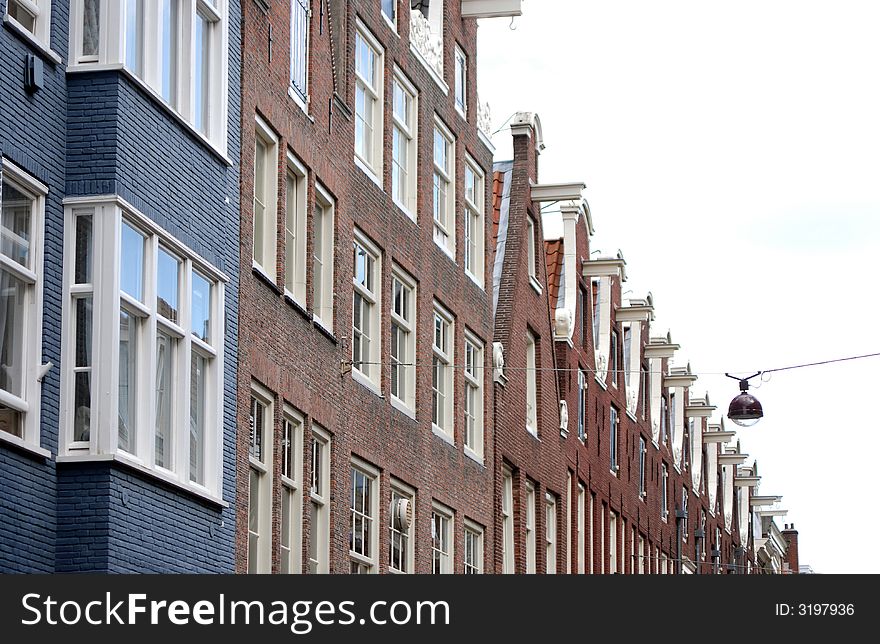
478;0;880;573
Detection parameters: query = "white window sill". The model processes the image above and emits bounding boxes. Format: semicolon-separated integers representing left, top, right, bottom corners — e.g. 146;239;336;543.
354;155;383;190
526;426;539;440
433;238;456;263
390;396;416;420
65;63;233;165
455;105;467;122
352;368;383;398
610;467;619;477
56;452;228;508
0;431;51;460
252;262;278;288
477;128;495;154
626;409;637;422
381;14;399;34
464;446;484;466
431;424;454;446
313;315;334;337
593;374;608;390
287;86;314;120
529;276;543;295
393;198;417;223
465;269;484;290
409;43;449;95
3;16;62;65
349;552;378;573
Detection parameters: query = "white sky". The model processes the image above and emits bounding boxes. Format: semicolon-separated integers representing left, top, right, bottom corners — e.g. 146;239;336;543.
478;0;880;573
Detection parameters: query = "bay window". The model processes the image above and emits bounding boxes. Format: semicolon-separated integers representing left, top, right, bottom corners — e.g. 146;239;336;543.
61;197;226;498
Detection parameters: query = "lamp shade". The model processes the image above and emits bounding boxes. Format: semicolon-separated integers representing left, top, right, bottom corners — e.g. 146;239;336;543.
727;391;763;427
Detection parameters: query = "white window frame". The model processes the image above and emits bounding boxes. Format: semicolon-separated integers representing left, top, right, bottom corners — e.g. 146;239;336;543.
502;467;514;574
388;479;415;574
610;405;619;473
463;520;484;574
349;457;379;574
284;151;308;305
463;331;484;462
390;266;416;415
0;161;47;456
391;69;418;219
351;229;382;392
247;384;274;574
610;328;619;388
577;369;587;442
565;472;572;574
609;510;618;574
589;493;595;574
546;492;557;574
526;215;538;285
600;505;605;574
7;0;52;50
463;155;484;286
525;480;536;574
661;463;669;521
59;196;227;501
454;45;467;118
639;436;646;498
431;302;454;440
354;21;384;181
682;486;689;540
638;535;646;574
312;183;335;331
253;116;279;283
431;501;454;574
525;331;538;436
308;424;330;573
68;1;231;152
280;406;304;574
432;117;456;257
289;0;311;110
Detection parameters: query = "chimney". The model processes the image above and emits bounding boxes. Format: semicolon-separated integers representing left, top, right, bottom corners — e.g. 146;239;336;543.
782;523;799;574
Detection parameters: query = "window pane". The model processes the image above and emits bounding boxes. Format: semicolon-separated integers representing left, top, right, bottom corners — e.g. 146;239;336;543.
160;0;178;104
155;331;175;469
73;371;91;442
0;267;26;404
157;247;180;323
118;309;138;453
253;138;267;267
280;486;291;574
190;352;207;484
382;0;395;23
308;500;319;573
191;271;211;342
125;0;141;72
120;222;145;301
74;296;92;369
7;0;36;33
194;12;210;134
290;0;309;99
83;0;100;57
1;182;31;267
285;173;298;293
74;213;93;284
311;437;321;493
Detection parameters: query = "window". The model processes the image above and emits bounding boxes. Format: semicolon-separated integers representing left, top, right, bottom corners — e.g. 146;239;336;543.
253;117;279;281
546;493;557;574
463;333;484;459
381;0;396;28
525;332;537;436
389;481;414;573
312;184;334;330
641;363;649;421
600;505;605;574
194;2;221;135
464;522;483;574
290;0;310;105
432;119;455;256
0;164;45;450
354;24;383;177
280;408;304;574
390;268;416;412
350;459;379;573
669;391;677;445
577;370;587;441
308;425;330;573
463;157;484;284
610;329;618;387
75;0;101;63
660;395;668;444
454;46;467;116
7;0;51;46
589;494;595;574
610;406;619;472
577;484;585;574
661;463;669;520
248;388;273;574
682;486;689;539
352;231;381;388
566;472;572;574
591;278;600;346
525;481;536;574
431;503;454;574
501;468;514;573
391;71;418;217
623;325;632;388
609;511;618;574
431;304;454;438
526;216;537;282
62;199;225;495
158;0;179;105
124;0;142;73
638;437;646;498
578;287;587;347
284;153;307;303
638;535;646;574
